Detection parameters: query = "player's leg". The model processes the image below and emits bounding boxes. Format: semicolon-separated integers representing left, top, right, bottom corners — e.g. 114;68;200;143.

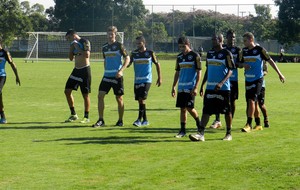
133;83;150;127
133;98;146;127
174;92;187;138
80;67;91;123
92;91;106;127
189;113;208;142
0;76;6;124
258;87;269;128
187;108;201;132
80;93;90;123
113;77;125;126
64;88;78;122
222;91;233;140
115;95;124;126
64;69;80;122
253;102;263;130
189;90;213;142
210;113;222;129
93;78;110;127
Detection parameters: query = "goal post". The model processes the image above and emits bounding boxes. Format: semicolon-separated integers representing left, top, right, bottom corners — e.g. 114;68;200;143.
25;32;124;62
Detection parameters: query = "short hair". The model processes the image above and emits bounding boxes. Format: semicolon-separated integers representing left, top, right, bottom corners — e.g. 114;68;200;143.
212;33;224;43
136;36;146;43
226;29;235;36
243;32;255;40
107;26;118;34
178;36;190;45
65;29;77;36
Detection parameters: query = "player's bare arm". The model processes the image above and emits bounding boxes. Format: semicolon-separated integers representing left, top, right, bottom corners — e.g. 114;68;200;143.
215;69;232;91
155;62;162;87
7;53;20;86
171;71;179;98
116;55;130;78
267;59;285;83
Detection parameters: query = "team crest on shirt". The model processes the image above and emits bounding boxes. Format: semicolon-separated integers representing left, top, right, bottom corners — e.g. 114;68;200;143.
253;49;258;54
145;51;150;57
231;48;236;53
188;55;193;60
218;53;223;58
112;45;117;50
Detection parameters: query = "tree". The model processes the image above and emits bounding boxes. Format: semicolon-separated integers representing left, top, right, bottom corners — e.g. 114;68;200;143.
53;0;148;32
20;1;49;32
275;0;300;45
249;4;277;41
0;0;32;46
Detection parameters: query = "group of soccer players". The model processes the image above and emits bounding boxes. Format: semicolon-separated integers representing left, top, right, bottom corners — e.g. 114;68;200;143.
63;26;285;142
173;30;285;142
64;26;162;129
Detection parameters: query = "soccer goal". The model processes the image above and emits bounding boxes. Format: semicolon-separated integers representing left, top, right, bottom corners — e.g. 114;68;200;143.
25;32;124;62
187;36;211;53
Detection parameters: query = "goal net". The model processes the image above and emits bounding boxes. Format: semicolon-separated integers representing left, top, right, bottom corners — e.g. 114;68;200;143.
187;36;211;53
25;32;124;62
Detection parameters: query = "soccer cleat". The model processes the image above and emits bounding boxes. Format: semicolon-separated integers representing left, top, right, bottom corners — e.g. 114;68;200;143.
210;120;222;129
115;120;123;127
0;118;7;124
253;125;263;131
133;119;142;127
65;114;79;122
141;120;149;126
241;124;252;132
80;117;90;123
264;121;270;128
189;132;205;142
92;120;105;128
174;130;186;138
223;134;232;141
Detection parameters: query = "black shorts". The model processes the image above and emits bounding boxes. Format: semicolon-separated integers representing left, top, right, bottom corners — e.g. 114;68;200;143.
245;78;263;101
230;80;239;101
176;91;195;108
134;83;151;100
258;87;265;106
65;66;91;94
203;90;231;115
99;76;124;96
0;76;6;94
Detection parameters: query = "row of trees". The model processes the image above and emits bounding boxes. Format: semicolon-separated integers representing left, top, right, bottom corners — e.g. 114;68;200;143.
0;0;299;47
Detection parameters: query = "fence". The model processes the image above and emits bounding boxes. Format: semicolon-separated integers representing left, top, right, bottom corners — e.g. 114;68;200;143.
7;4;300;55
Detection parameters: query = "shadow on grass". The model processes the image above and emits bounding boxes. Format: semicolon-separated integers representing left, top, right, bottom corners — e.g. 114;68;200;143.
125;108;178;112
0;122;88;130
39;135;183;145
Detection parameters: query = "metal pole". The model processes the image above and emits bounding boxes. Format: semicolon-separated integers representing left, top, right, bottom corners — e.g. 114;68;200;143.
112;2;114;26
172;5;175;53
151;5;154;50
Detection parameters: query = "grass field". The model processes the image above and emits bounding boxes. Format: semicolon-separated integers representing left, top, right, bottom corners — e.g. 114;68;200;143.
0;59;299;189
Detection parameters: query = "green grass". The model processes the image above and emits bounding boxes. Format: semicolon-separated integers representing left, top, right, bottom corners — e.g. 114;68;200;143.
0;59;299;189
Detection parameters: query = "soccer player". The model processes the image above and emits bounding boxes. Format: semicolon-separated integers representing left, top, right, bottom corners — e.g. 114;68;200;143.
93;26;130;127
0;41;21;124
240;32;285;132
189;33;235;142
64;29;91;123
128;36;162;127
171;36;202;138
202;29;241;129
225;29;242;119
253;61;269;128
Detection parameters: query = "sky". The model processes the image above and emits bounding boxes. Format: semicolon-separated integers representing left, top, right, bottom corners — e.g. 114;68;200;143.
25;0;278;17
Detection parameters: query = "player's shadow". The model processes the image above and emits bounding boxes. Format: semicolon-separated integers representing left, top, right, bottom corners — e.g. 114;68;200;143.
40;135;180;145
124;108;178;112
0;122;88;130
